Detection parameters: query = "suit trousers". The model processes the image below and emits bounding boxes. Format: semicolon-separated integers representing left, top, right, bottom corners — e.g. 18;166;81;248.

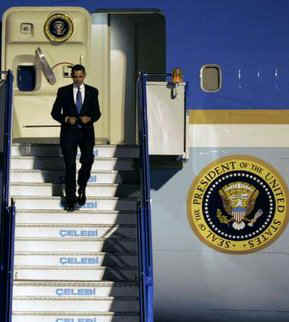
60;126;95;201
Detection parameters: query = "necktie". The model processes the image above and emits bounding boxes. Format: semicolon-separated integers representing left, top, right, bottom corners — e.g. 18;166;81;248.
76;87;82;114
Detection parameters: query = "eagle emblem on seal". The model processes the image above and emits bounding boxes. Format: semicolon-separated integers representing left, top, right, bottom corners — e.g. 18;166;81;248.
218;182;263;230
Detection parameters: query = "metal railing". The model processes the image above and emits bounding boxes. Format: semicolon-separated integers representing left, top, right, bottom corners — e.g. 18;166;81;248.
137;72;172;322
137;72;154;322
0;70;15;322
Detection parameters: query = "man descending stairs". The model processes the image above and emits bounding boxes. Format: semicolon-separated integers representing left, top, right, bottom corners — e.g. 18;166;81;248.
9;143;140;322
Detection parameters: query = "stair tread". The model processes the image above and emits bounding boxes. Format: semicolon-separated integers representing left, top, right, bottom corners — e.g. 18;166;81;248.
15;252;137;256
11;169;124;173
12;196;138;200
16;236;135;241
15;265;137;270
11;156;134;161
16;209;137;214
12;143;138;148
11;182;138;187
14;281;137;286
13;311;139;315
16;223;136;227
14;295;138;299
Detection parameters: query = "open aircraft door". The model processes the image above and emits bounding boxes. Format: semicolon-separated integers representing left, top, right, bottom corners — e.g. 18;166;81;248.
1;7;108;143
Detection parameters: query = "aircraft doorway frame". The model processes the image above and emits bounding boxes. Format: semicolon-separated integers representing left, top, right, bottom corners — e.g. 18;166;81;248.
92;9;166;145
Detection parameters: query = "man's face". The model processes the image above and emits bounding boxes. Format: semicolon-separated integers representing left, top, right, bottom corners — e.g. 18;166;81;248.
72;70;86;86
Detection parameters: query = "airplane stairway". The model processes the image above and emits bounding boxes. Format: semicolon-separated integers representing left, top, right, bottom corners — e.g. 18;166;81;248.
9;143;140;322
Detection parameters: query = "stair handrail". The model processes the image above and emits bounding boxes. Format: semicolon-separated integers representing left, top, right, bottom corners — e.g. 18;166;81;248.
137;72;172;322
0;70;15;322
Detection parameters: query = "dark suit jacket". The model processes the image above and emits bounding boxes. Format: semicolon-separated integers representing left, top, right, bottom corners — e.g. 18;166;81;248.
51;84;101;127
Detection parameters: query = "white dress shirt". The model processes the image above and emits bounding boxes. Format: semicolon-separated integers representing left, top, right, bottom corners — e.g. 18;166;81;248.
73;84;85;104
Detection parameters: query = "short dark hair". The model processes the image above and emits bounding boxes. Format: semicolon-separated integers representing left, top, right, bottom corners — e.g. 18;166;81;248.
71;64;86;75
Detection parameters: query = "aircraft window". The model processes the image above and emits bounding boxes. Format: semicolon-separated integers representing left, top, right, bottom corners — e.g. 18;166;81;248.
17;65;36;91
200;64;222;92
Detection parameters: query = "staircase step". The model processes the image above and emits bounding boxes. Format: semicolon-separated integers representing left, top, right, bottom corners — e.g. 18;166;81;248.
11;183;139;197
16;210;137;225
12;196;137;211
15;237;137;253
12;296;139;312
15;224;137;239
15;253;137;267
10;170;139;184
11;144;139;158
11;157;136;171
14;266;137;281
12;312;139;322
13;281;138;297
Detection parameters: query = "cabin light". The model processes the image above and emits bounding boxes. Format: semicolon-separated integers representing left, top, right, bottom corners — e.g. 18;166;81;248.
172;67;183;84
170;68;184;99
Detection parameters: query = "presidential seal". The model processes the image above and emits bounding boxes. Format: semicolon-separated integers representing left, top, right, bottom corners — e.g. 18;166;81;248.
187;155;289;254
44;13;73;42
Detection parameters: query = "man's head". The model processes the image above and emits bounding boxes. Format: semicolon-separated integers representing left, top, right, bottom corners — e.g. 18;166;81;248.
71;64;86;86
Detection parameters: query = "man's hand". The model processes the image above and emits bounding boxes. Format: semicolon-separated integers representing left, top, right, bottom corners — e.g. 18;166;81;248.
80;116;92;124
65;116;77;125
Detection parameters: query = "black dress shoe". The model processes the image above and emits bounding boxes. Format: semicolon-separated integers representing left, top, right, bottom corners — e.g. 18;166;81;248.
65;197;76;211
78;188;86;206
65;203;75;212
